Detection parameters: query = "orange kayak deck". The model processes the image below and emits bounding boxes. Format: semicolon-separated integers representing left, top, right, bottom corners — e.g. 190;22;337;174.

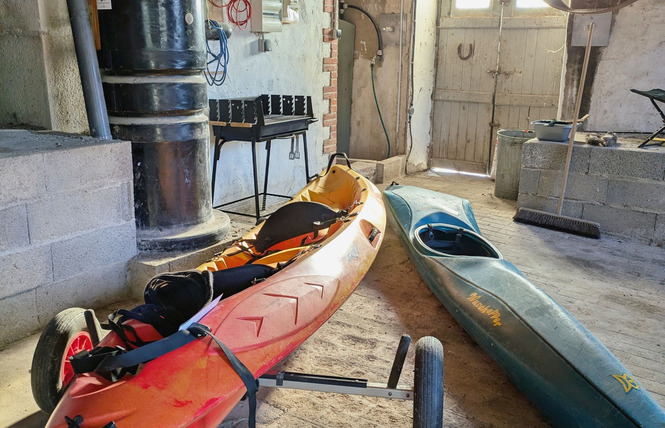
46;165;386;428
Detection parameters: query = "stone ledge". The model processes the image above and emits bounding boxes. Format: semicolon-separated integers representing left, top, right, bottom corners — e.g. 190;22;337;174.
518;138;665;246
346;155;405;184
129;216;253;298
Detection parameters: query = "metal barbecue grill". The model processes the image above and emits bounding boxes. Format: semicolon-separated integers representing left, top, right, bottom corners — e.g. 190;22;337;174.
209;94;317;223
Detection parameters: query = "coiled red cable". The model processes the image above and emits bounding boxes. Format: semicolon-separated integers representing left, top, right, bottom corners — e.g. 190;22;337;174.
227;0;251;29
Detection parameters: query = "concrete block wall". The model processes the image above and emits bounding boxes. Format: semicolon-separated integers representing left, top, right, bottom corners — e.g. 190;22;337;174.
0;130;137;346
517;139;665;246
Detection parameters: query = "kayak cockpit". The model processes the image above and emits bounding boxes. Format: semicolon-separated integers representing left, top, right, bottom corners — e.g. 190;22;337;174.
414;224;502;258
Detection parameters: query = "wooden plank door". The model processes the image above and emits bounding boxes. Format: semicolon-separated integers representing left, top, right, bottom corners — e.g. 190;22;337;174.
431;0;567;173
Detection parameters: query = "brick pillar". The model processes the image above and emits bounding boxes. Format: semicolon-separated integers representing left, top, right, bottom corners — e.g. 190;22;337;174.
322;0;338;154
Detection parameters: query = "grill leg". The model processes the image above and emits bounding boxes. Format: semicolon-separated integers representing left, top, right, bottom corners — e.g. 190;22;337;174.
302;132;310;182
211;137;223;206
251;138;261;224
263;140;272;211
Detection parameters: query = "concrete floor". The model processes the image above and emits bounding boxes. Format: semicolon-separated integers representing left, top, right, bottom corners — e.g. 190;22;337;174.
2;170;664;427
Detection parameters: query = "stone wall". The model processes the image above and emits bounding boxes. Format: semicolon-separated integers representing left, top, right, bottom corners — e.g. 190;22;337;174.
517;139;665;246
0;130;136;346
584;0;665;134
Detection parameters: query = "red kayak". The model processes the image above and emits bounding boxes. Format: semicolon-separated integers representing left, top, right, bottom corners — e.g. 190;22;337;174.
34;162;386;427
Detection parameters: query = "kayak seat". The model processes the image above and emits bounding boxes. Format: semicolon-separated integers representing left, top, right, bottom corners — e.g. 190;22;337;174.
422;226;495;257
114;265;276;338
253;201;342;253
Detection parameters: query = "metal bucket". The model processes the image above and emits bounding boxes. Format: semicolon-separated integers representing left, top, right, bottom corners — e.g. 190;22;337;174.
494;130;535;200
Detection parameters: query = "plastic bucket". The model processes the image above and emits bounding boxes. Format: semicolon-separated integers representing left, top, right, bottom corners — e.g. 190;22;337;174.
494;130;535;200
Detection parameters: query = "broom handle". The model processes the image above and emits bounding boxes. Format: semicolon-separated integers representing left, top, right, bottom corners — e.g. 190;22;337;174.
558;21;594;215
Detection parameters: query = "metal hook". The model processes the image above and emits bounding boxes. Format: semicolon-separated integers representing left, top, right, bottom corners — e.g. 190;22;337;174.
457;43;474;60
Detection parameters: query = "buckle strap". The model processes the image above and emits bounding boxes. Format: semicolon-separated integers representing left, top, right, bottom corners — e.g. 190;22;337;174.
189;324;258;428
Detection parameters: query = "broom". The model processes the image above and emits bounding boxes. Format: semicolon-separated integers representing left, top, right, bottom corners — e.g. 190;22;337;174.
514;22;601;239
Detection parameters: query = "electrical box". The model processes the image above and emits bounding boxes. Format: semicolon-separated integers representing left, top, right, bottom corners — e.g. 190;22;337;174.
250;0;283;33
282;0;299;24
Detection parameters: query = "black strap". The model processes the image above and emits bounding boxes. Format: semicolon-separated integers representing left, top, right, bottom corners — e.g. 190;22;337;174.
65;415;83;428
190;324;259;428
71;326;203;381
97;326;203;374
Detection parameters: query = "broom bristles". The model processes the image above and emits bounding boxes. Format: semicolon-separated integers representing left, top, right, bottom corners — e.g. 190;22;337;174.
513;208;600;239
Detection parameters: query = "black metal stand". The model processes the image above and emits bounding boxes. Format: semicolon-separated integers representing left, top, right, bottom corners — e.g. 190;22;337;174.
631;89;665;148
211;131;310;224
209;95;316;224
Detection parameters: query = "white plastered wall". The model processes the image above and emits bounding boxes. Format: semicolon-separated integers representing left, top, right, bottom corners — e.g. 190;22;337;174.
586;0;665;133
206;3;330;205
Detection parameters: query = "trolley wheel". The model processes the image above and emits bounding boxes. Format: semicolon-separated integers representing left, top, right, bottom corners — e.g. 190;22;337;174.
413;336;444;428
31;307;93;413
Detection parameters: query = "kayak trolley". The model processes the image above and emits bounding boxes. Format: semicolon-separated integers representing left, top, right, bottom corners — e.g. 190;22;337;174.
257;334;444;428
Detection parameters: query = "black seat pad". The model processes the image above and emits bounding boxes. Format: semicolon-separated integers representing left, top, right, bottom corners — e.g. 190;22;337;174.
253;201;340;253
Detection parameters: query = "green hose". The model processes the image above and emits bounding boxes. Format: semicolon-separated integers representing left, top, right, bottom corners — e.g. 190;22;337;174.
371;62;391;158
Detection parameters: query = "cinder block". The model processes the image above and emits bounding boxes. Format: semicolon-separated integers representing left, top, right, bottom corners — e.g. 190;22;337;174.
129;240;227;297
565;174;608;203
44;141;132;194
537;171;607;202
0;289;39;347
607;179;665;211
0;155;45;206
378;155;405;184
350;161;377;183
589;147;665;180
27;184;134;243
0;38;52;128
0;1;41;32
583;204;656;241
120;181;135;222
536;169;563;197
521;141;590;173
0;204;29;252
51;223;137;282
518;168;540;195
0;244;53;299
35;262;130;325
516;193;583;218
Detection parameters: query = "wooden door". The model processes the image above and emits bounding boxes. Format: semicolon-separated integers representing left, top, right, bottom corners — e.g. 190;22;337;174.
431;0;567;173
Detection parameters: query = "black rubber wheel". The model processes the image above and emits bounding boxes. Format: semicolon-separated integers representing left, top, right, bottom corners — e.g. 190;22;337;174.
31;307;93;413
413;336;444;428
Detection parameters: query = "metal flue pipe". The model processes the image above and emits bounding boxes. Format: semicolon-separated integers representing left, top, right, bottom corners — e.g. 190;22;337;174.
66;0;111;139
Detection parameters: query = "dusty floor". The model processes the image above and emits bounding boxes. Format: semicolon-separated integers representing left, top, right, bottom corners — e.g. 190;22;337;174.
2;170;664;427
